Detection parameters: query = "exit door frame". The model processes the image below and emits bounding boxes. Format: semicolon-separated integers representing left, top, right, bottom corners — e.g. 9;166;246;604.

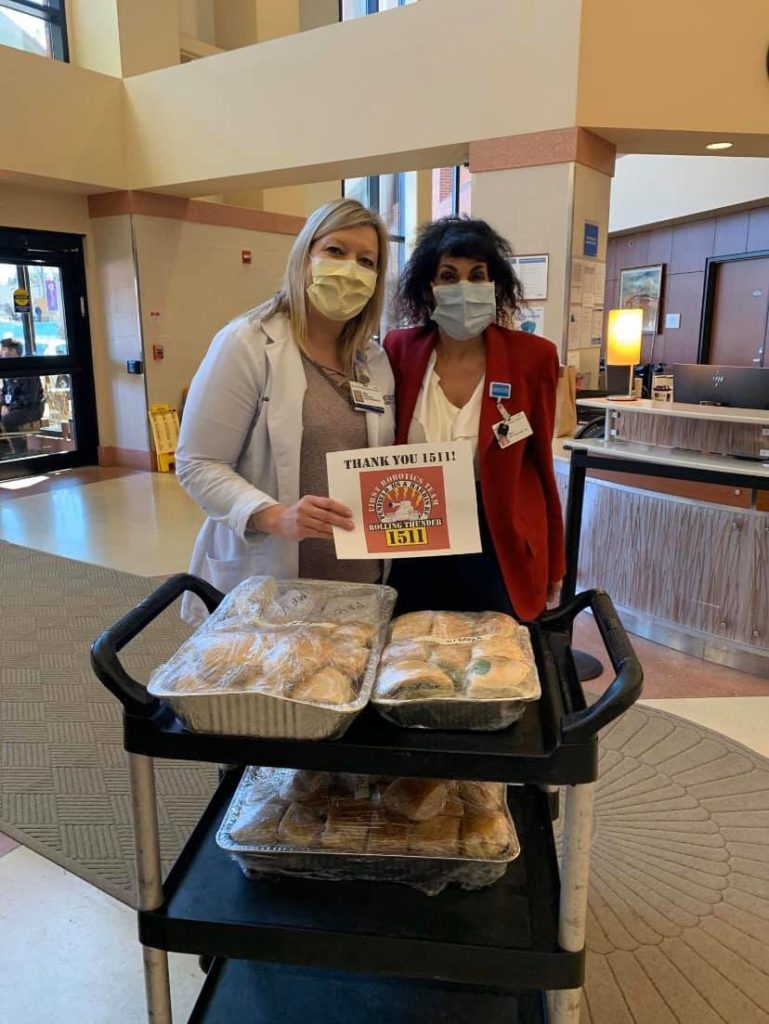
699;249;769;366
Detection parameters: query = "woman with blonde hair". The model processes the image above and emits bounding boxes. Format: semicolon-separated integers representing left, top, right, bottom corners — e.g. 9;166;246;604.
177;198;395;621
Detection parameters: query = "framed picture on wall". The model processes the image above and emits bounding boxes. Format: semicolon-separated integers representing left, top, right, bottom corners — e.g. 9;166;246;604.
618;264;664;334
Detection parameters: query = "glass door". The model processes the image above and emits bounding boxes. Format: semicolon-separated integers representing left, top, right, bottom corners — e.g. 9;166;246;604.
0;228;98;475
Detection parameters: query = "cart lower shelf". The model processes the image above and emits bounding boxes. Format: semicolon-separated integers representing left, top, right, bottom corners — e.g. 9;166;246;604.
189;959;548;1023
140;774;583;992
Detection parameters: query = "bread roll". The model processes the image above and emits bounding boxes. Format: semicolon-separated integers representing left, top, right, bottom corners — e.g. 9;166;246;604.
471;636;527;662
333;643;369;681
390;612;434;642
321;799;372;852
472;611;517;637
164;670;213;694
442;788;465;818
382;778;449;822
367;812;410;854
464;658;531;698
376;659;454;700
229;799;286;844
277;802;326;847
278;770;330;803
461;810;513;859
458;781;506;812
290;667;355;706
430;612;479;641
429;644;471;684
334;622;375;648
381;640;432;666
259;631;328;684
219;576;279;624
197;634;257;676
409;815;460;856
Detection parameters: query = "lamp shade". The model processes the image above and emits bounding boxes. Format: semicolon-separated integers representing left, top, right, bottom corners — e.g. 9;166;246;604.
606;308;643;366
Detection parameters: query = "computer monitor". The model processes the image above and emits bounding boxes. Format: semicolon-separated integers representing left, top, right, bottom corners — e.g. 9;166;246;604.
672;364;769;410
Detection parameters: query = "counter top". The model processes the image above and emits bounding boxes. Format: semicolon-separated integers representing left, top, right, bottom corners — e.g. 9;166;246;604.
563;438;769;479
576;397;769;426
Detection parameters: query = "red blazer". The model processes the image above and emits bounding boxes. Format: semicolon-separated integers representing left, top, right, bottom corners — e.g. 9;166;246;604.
383;324;566;620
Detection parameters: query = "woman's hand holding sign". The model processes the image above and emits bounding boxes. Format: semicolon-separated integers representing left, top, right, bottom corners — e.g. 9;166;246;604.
250;496;355;541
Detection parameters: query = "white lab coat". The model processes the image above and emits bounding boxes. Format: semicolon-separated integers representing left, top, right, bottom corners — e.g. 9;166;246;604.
176;310;395;622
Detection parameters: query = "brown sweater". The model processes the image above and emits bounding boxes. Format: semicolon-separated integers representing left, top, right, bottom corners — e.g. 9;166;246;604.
298;355;380;584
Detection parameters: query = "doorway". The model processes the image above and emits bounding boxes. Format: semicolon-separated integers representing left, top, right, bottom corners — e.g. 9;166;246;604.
701;252;769;367
0;227;98;476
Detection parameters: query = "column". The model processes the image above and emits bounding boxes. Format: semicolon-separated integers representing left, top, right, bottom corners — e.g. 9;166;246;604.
470;129;615;386
67;0;180;77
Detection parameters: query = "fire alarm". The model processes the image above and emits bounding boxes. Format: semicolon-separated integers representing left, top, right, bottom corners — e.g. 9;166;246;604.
241;249;252;264
152;344;164;361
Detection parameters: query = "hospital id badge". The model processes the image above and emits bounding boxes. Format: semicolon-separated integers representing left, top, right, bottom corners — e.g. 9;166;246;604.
492;410;533;449
350;381;385;413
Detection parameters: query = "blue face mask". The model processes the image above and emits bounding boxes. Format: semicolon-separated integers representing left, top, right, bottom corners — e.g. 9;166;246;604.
431;281;496;340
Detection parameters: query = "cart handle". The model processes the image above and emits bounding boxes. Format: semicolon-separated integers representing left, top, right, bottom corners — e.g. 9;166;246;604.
538;589;643;743
90;573;223;716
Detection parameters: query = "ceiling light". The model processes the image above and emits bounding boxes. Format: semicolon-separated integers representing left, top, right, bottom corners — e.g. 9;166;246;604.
706;142;733;151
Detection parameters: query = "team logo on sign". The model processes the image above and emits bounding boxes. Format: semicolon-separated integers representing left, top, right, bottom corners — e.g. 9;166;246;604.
360;468;451;553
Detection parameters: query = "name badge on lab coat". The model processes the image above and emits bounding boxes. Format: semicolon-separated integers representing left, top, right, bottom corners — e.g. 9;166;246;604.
349;381;385;413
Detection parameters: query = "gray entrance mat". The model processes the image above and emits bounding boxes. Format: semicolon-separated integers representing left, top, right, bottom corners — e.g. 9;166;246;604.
574;702;769;1022
0;541;216;903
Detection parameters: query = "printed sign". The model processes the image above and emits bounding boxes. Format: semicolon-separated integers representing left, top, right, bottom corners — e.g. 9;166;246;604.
326;441;481;560
583;222;599;258
508;254;548;300
13;288;31;315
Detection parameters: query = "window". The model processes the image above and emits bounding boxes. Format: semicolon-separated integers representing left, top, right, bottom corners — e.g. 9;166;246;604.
0;1;68;61
341;0;416;20
343;172;417;330
432;166;472;219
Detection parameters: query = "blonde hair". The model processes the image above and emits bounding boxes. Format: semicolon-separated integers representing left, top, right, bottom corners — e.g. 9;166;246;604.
252;198;389;373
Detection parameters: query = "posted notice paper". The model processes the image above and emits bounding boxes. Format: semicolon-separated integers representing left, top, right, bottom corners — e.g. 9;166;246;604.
326;441;482;560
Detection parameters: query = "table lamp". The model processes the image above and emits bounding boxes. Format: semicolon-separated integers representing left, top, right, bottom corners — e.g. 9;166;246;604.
606;308;643;400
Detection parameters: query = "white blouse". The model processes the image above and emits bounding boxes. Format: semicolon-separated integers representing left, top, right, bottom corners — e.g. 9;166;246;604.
407;351;484;464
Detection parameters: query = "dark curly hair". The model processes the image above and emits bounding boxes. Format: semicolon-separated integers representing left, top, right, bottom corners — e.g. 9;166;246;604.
394;216;524;327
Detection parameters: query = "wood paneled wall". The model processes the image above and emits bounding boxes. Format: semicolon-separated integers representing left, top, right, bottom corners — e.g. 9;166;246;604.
605;205;769;366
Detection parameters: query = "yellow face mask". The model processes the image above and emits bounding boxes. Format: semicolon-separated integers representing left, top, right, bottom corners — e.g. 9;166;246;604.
306;258;377;321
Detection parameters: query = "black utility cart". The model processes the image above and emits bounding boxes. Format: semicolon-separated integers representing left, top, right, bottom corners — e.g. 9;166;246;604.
91;574;642;1024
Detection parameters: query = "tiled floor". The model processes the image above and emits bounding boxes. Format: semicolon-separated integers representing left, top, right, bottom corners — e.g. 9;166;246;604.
0;846;203;1023
0;469;205;576
0;467;766;1023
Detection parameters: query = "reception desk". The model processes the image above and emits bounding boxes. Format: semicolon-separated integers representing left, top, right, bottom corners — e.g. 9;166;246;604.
555;399;769;675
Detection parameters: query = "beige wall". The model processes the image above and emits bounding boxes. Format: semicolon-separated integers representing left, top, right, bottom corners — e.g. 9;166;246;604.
256;0;300;42
177;0;216;44
124;0;581;195
0;46;127;190
610;155;769;233
131;216;294;409
299;0;338;31
260;181;340;218
68;0;179;77
67;0;122;76
90;216;149;452
579;0;769;151
471;163;573;354
213;0;258;49
115;0;180;77
10;0;769;196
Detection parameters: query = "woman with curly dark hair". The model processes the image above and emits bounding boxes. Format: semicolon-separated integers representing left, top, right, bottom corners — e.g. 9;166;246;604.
383;216;565;620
